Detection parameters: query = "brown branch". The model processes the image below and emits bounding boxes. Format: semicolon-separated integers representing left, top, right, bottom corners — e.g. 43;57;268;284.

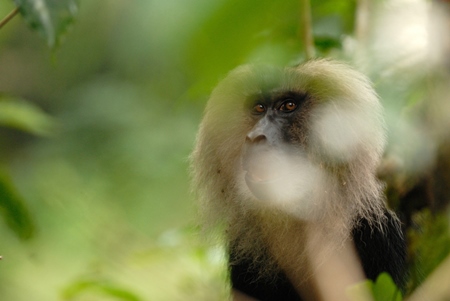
300;0;315;60
355;0;370;46
0;8;20;30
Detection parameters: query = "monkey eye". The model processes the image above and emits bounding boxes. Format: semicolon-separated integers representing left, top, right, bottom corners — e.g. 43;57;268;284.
279;100;297;112
252;103;266;114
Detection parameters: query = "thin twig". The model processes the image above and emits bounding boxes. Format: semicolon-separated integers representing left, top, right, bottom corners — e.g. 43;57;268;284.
355;0;370;46
301;0;315;60
0;7;20;30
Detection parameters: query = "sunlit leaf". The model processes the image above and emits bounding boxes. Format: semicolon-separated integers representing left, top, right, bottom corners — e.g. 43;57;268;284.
0;95;56;136
13;0;79;48
62;279;141;301
372;273;402;301
0;170;34;240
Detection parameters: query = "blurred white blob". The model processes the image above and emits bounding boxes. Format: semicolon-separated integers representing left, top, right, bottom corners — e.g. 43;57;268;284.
240;148;327;220
311;101;379;162
371;0;430;70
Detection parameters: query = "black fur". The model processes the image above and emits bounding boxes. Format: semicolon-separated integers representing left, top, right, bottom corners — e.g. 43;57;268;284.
230;210;407;301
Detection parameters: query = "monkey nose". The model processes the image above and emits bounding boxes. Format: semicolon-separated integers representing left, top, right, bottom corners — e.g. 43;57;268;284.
246;134;266;143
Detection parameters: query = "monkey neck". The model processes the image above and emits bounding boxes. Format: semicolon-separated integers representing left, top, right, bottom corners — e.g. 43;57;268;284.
295;235;367;301
261;213;352;261
260;214;364;301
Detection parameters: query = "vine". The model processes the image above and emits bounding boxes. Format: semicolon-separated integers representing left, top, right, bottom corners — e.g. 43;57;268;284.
0;8;19;29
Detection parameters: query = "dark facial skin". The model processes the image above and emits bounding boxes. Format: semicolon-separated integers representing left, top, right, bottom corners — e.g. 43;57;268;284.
245;91;308;145
242;91;309;200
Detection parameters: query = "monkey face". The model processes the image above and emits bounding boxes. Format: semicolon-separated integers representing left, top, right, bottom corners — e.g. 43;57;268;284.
240;90;322;208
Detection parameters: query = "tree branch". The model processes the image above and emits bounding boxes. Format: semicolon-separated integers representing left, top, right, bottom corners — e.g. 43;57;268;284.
0;8;20;30
301;0;315;60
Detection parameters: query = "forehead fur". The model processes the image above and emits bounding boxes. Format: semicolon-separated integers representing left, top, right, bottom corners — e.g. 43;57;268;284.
208;59;378;108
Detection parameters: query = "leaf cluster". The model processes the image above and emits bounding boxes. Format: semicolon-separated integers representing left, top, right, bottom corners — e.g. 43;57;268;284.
0;0;79;48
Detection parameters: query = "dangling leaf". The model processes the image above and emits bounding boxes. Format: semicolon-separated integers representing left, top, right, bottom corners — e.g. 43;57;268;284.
13;0;79;48
0;95;56;136
0;170;34;240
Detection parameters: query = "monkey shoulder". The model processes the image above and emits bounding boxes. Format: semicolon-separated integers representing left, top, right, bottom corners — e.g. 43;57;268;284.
351;209;408;290
229;254;302;301
229;210;407;301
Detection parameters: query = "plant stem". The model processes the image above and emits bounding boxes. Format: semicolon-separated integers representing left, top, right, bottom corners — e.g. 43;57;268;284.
0;8;19;30
301;0;315;59
355;0;370;46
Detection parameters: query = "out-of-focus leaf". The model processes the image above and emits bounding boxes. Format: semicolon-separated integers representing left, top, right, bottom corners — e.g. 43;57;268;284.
312;0;356;34
315;36;341;52
185;0;300;96
13;0;79;48
0;169;34;240
372;273;402;301
0;95;56;136
62;279;141;301
408;209;450;291
185;0;357;98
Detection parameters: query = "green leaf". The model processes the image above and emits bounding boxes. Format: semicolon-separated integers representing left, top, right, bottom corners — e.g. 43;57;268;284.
13;0;79;48
0;169;34;240
185;0;300;96
0;95;56;136
62;279;142;301
372;273;402;301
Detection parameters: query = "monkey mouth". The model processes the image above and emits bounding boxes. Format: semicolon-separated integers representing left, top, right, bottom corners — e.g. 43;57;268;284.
242;155;286;201
244;170;280;183
244;171;283;201
241;145;297;200
242;150;283;183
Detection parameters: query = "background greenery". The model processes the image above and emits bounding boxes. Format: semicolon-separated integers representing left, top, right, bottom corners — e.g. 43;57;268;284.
0;0;449;300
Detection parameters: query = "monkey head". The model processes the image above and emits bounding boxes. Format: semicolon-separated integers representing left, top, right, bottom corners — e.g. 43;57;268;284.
191;59;386;225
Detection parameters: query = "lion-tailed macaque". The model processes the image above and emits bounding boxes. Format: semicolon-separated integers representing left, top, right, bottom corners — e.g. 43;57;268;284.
191;60;407;301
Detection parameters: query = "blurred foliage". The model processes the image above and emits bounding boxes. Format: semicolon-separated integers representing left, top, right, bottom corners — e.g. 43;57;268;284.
371;273;403;301
407;209;450;292
63;280;141;301
0;169;34;239
12;0;79;47
0;0;449;300
0;95;56;136
186;0;355;95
